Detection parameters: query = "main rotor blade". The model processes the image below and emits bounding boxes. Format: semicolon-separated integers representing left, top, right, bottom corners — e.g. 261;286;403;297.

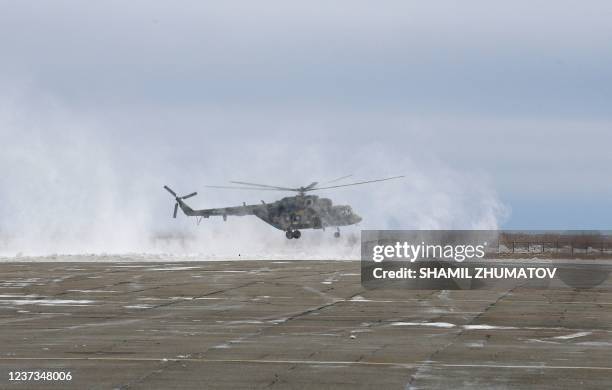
173;203;178;218
307;175;405;191
229;181;297;191
320;174;353;185
304;182;318;190
181;192;197;199
205;185;288;191
164;185;177;197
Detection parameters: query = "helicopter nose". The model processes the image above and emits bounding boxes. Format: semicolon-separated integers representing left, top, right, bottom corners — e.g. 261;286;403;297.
353;214;363;224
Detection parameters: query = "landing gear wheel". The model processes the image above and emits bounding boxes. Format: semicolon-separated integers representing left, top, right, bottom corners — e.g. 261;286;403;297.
292;230;301;239
286;230;294;239
334;230;341;238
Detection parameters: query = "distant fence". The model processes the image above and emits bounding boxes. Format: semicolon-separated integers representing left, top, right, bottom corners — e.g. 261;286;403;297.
495;232;612;256
497;241;612;255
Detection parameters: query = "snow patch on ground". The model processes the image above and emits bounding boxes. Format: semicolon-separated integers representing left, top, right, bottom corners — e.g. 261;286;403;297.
391;321;456;328
0;299;95;306
123;304;154;309
553;331;592;340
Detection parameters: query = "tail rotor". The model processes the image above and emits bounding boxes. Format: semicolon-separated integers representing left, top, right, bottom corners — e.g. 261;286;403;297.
164;186;197;218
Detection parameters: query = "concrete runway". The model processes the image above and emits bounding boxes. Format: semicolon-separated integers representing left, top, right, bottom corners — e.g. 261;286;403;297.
0;260;611;389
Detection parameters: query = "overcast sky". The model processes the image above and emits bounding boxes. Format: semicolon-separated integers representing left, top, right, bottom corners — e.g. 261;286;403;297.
1;1;612;254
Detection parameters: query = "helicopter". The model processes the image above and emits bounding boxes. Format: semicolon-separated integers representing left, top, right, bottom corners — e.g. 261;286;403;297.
163;175;403;239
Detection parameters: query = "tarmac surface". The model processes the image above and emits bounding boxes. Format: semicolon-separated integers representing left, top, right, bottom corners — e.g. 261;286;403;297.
0;260;611;389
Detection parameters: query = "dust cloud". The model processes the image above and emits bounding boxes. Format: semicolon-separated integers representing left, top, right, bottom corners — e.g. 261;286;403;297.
0;90;507;259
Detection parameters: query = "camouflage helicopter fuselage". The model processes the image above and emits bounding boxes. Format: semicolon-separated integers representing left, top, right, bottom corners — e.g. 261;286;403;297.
176;194;361;237
165;176;401;239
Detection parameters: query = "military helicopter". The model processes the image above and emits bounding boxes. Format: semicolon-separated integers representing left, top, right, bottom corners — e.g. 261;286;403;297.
163;175;403;239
